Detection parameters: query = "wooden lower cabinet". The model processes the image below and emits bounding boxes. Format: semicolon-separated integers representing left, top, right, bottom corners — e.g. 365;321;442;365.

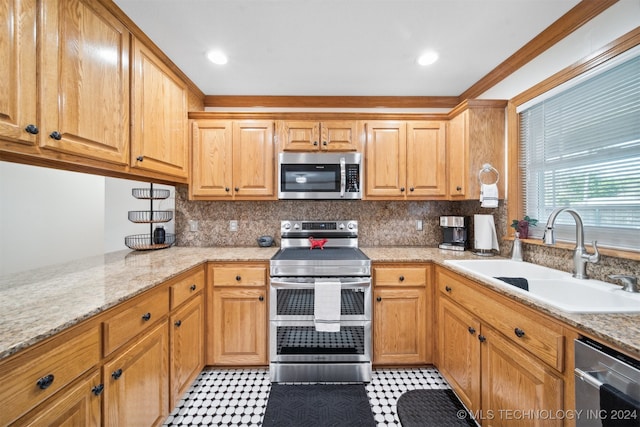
373;264;430;365
211;288;268;365
103;321;169;427
170;293;205;407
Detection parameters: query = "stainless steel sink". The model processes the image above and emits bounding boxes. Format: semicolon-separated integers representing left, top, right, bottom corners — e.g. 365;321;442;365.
444;259;640;313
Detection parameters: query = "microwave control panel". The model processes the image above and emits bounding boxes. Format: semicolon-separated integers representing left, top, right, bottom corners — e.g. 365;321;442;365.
346;164;360;192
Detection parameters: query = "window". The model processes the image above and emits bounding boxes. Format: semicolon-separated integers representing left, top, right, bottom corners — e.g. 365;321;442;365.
518;50;640;252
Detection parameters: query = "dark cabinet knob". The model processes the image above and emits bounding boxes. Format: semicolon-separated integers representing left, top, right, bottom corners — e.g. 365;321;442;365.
259;295;264;301
456;186;462;191
225;187;230;192
92;384;104;396
234;187;239;192
25;124;39;135
322;141;328;146
136;155;144;162
313;141;318;146
514;328;526;338
478;335;486;343
112;369;123;380
400;187;405;192
141;312;151;321
468;327;476;335
236;275;241;281
445;286;452;293
376;296;382;302
49;131;62;140
410;187;415;192
190;284;197;291
399;275;405;282
36;374;55;390
175;320;182;327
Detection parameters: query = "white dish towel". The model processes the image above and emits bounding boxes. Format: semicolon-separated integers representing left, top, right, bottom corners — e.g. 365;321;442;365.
314;279;342;332
480;183;499;208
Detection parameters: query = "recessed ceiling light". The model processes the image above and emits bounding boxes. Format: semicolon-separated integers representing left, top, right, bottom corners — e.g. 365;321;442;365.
207;50;228;65
417;51;439;66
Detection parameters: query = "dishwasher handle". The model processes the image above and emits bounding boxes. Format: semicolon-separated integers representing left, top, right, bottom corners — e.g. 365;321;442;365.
575;367;604;389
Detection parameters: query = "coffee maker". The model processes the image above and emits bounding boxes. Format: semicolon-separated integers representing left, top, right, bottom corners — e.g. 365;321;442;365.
438;216;469;251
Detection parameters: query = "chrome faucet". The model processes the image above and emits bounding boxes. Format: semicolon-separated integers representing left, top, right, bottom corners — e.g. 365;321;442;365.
543;207;600;279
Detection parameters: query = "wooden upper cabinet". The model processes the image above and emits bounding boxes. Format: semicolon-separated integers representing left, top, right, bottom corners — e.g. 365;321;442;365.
131;37;188;178
447;103;505;200
39;0;130;165
406;121;447;198
190;120;275;200
0;0;38;149
278;120;358;151
365;121;406;198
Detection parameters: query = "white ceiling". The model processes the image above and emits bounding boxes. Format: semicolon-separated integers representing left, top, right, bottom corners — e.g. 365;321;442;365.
113;0;581;97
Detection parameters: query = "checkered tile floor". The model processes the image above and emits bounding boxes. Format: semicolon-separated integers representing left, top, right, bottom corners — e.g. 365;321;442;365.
163;367;451;427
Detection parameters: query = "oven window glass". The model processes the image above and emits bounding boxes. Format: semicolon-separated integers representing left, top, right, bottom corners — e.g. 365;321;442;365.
277;289;365;316
276;326;365;355
281;164;340;192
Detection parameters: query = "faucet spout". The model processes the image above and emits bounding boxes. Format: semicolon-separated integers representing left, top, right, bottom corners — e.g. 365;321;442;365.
543;207;600;279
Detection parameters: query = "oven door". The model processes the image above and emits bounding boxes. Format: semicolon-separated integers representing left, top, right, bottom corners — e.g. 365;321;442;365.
269;277;371;322
270;320;371;363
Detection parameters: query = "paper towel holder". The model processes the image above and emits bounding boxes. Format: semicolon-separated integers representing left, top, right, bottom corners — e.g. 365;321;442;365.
478;163;499;185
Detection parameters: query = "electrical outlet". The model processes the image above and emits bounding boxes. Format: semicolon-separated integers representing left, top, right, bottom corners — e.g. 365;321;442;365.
416;220;423;231
188;220;199;232
229;220;238;232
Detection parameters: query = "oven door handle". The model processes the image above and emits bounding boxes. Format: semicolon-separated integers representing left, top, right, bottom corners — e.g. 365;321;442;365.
269;279;371;288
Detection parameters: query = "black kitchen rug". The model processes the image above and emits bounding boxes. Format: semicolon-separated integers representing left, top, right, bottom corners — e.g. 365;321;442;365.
262;384;376;427
396;389;477;427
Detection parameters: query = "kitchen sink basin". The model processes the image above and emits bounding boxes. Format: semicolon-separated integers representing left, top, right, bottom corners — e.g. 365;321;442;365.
444;259;640;313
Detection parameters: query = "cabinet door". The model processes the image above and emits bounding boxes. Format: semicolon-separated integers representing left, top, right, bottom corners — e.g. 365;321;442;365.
481;326;564;427
373;288;426;364
447;112;467;198
170;294;204;408
0;0;38;148
16;371;102;427
365;121;406;198
321;121;358;151
406;121;447;198
131;38;188;178
212;288;267;365
232;121;275;198
438;298;481;413
40;0;130;165
279;121;320;151
190;120;233;198
104;322;169;427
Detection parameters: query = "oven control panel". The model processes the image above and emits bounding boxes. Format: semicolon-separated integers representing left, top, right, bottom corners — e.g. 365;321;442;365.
281;220;357;235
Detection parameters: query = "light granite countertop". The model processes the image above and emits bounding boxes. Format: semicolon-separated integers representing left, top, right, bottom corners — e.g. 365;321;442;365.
1;246;638;361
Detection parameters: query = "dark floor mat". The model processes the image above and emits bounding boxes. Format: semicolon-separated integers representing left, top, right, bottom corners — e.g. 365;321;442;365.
396;389;477;427
262;384;376;427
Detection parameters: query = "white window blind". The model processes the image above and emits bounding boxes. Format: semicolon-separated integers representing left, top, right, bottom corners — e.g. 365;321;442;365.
519;53;640;252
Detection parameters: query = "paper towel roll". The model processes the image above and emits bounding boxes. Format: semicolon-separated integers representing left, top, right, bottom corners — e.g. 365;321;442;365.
474;214;499;252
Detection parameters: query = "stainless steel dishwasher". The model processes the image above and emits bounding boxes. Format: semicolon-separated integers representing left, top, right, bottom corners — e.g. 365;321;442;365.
575;337;640;426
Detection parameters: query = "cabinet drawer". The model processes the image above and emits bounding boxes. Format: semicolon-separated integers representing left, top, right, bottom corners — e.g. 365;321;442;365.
438;269;564;371
374;267;427;287
0;325;101;426
103;288;169;356
171;268;205;309
212;266;266;287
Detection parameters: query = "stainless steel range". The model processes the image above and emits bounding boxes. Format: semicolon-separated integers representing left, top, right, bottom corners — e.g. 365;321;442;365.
269;220;372;383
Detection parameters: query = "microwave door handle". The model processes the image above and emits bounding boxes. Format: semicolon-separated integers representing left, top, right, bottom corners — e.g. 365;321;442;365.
340;157;346;197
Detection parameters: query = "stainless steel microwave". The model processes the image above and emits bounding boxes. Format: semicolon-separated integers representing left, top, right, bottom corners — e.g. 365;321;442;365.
278;152;362;200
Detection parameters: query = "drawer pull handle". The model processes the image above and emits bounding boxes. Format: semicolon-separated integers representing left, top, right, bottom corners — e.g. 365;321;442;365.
36;374;55;390
478;335;486;343
25;124;39;134
112;369;123;380
190;284;197;291
468;327;476;335
376;296;382;302
259;295;264;302
399;275;405;282
445;286;452;293
514;328;526;338
141;312;151;321
92;384;104;396
175;320;182;327
236;275;241;281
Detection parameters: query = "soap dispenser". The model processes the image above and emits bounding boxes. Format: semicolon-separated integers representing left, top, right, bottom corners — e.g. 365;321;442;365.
511;232;523;261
